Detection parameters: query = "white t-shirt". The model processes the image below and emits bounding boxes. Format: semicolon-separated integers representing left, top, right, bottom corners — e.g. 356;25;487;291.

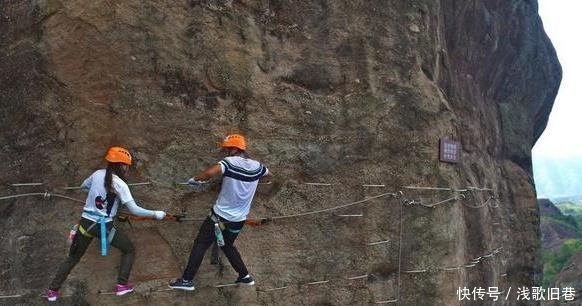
80;169;154;222
213;156;269;222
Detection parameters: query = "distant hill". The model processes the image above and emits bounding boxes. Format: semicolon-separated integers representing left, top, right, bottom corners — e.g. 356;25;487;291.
539;199;582;288
552;195;582;205
556;202;582;225
533;155;582;201
539;199;581;251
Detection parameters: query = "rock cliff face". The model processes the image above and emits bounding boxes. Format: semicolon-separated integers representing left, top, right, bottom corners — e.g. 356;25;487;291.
0;0;561;305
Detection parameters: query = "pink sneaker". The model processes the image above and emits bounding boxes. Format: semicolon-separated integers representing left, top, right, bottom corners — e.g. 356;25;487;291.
46;289;59;302
114;283;134;296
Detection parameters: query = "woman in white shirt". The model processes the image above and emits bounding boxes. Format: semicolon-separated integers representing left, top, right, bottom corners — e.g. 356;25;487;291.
46;147;166;302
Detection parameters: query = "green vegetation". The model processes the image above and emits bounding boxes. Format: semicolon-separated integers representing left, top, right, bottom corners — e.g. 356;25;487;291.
543;238;582;287
540;215;578;231
556;202;582;228
542;202;582;286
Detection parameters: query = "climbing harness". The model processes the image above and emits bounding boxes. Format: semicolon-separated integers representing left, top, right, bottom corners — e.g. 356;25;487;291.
77;223;95;238
82;210;116;256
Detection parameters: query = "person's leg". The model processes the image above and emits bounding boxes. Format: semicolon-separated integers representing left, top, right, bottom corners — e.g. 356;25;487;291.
181;217;216;280
109;227;135;284
219;221;249;277
49;221;94;290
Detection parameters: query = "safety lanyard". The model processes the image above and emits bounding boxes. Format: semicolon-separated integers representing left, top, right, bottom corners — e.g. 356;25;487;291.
99;216;106;256
83;210;111;256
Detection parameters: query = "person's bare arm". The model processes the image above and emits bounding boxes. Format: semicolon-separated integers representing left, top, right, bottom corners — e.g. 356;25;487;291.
193;164;223;182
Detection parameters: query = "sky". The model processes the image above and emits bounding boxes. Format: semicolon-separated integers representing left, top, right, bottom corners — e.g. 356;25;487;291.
532;0;582;158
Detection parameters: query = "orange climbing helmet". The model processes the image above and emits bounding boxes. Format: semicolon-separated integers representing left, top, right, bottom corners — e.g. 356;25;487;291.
221;134;246;151
105;146;132;165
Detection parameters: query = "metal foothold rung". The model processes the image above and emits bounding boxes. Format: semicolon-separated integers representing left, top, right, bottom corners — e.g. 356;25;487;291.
442;267;461;271
403;269;427;273
10;183;44;187
0;294;24;299
259;286;288;292
336;214;364;217
367;240;390;246
305;280;330;285
346;274;368;280
214;283;238;288
304;182;334;186
375;299;398;304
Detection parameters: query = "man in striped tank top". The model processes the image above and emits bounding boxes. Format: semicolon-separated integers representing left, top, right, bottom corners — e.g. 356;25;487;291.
169;134;271;291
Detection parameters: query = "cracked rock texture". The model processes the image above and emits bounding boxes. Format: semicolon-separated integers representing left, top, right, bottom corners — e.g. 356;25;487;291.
0;0;560;305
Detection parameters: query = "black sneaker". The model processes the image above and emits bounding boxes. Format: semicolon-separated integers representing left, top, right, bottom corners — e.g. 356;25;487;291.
235;274;255;286
169;278;195;291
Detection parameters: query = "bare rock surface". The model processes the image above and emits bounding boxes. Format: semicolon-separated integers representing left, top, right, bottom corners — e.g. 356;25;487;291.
0;0;561;305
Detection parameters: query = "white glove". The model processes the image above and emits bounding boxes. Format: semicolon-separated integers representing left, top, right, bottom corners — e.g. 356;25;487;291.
153;211;166;220
187;178;205;186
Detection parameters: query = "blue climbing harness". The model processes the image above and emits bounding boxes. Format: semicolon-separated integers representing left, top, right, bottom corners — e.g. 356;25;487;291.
83;210;116;256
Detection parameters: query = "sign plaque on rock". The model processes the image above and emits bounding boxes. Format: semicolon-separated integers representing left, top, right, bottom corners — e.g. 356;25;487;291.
439;138;461;163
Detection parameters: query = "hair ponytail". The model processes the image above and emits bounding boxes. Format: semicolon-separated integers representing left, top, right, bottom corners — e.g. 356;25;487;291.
105;163;127;192
104;162;127;216
105;165;114;194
